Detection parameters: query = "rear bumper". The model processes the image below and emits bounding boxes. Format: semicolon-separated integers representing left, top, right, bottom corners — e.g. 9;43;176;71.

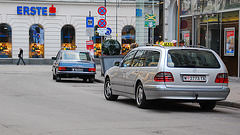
57;71;95;78
144;85;230;101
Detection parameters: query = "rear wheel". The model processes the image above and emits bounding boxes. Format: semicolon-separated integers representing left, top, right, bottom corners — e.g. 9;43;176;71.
199;101;216;111
89;77;95;83
56;75;61;82
83;78;87;83
104;78;118;101
135;83;148;108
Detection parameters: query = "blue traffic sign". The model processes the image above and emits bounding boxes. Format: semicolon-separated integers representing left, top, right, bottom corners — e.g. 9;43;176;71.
86;17;94;28
105;27;112;35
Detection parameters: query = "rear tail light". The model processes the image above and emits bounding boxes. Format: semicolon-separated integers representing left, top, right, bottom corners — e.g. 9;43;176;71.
88;68;96;72
154;72;174;82
215;73;228;83
58;67;66;71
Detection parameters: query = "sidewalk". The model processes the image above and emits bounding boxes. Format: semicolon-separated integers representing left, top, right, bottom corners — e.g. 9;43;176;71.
95;65;240;109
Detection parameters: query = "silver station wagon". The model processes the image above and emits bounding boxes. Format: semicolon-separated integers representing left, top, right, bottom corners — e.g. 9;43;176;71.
104;46;230;110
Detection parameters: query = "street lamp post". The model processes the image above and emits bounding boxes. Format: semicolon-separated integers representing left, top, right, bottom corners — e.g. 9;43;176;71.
116;0;119;40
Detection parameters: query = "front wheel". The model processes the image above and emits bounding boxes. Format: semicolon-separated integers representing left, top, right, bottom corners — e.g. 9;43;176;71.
199;101;216;111
135;83;148;108
104;78;118;101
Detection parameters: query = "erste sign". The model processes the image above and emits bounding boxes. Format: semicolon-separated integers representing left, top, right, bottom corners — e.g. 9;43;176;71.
17;5;56;16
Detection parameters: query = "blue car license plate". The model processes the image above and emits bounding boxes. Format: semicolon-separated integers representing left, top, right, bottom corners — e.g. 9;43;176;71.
73;68;83;71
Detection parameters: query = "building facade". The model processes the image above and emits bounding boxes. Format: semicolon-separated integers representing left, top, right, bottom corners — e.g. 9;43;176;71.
0;0;136;64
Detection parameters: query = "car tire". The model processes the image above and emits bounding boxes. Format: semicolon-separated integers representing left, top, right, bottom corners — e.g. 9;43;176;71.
53;74;56;80
136;83;148;108
199;101;216;111
89;77;95;83
104;78;118;101
56;75;61;82
83;78;87;83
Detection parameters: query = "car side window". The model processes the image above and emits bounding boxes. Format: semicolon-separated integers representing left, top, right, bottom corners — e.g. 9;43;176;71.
145;50;160;67
56;51;60;61
132;50;146;67
137;51;148;67
121;50;137;67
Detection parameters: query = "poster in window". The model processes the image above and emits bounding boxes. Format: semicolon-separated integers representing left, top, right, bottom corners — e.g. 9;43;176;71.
182;31;190;46
224;28;235;56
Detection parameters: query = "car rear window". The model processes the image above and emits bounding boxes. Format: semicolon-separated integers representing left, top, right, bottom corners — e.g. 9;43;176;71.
62;51;91;61
167;49;220;68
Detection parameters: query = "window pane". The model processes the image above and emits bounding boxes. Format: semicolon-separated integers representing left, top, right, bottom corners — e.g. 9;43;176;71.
61;51;91;61
61;25;76;50
122;25;136;55
122;50;136;67
29;24;44;58
0;23;12;58
168;49;220;68
132;50;145;67
145;50;160;67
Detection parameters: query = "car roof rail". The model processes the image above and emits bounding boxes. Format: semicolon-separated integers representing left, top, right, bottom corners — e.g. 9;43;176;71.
187;45;207;48
145;44;165;48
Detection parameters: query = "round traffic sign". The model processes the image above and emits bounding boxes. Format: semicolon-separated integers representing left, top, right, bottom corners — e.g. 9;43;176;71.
98;6;107;16
105;27;112;35
98;19;107;28
181;20;188;29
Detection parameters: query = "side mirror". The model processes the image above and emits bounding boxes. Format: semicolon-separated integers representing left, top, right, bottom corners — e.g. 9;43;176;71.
114;61;120;66
52;57;56;60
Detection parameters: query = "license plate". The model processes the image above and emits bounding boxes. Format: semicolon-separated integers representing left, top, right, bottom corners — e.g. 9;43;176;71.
73;68;83;71
183;76;206;82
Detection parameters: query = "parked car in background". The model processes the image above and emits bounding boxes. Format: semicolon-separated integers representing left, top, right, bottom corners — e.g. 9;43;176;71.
104;46;230;110
52;50;96;83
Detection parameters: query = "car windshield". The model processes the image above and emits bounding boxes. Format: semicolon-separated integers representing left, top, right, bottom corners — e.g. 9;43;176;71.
62;51;91;61
167;49;220;68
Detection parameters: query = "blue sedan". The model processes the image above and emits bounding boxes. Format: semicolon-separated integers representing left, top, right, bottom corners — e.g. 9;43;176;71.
52;50;96;82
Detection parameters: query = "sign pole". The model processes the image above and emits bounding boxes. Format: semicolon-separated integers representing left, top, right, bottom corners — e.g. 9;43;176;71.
152;0;154;44
177;0;180;46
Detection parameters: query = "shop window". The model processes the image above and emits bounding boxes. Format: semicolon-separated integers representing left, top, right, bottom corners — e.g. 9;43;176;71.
122;25;135;55
0;23;12;58
61;25;76;50
29;24;44;58
93;25;104;58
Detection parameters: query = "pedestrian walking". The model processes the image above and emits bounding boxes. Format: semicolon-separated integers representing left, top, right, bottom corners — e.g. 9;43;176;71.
17;48;26;65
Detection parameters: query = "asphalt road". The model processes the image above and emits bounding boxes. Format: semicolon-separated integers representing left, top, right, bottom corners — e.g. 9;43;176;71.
0;65;240;135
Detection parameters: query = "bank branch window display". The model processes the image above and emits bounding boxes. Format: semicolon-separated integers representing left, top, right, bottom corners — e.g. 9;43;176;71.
0;24;12;58
29;24;44;58
61;25;76;50
121;25;135;55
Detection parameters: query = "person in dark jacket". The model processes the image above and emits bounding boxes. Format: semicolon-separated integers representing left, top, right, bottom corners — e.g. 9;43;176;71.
17;48;26;65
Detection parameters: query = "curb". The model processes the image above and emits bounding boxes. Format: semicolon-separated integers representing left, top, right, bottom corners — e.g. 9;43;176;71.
217;101;240;109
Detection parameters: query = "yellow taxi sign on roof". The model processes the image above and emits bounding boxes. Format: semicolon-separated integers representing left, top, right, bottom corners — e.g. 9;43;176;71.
163;42;174;47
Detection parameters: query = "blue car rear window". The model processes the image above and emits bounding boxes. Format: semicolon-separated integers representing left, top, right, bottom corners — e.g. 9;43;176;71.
62;51;91;61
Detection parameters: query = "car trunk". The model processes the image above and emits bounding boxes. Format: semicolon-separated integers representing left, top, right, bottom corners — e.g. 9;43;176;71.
164;49;227;89
59;60;95;72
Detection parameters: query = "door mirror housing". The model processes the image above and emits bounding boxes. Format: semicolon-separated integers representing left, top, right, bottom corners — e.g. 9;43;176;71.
114;61;120;66
52;57;56;60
